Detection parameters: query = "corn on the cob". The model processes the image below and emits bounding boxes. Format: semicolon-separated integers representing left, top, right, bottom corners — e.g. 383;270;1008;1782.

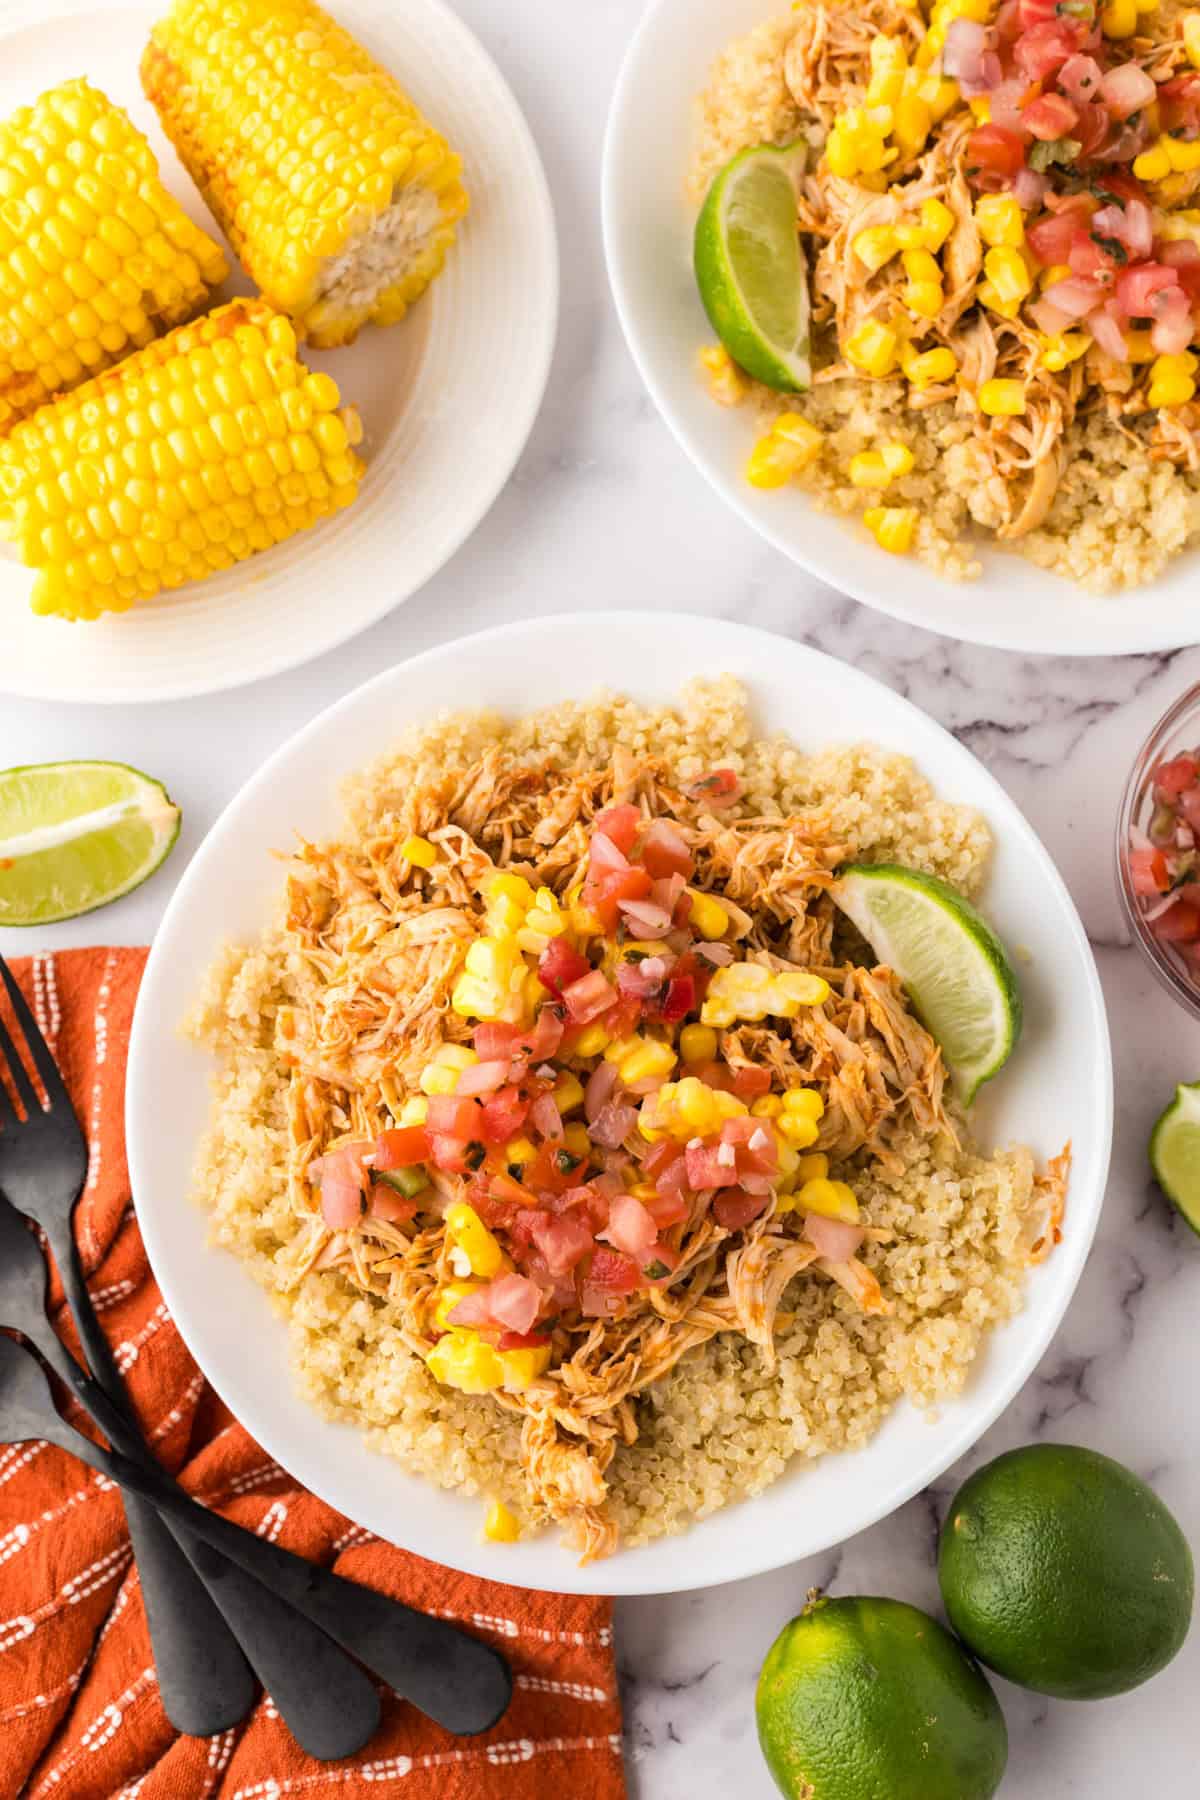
141;0;469;348
0;298;363;621
0;78;227;433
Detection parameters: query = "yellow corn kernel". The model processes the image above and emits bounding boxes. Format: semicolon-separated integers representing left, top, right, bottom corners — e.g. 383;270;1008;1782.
1038;332;1090;372
1039;263;1072;291
750;1093;783;1118
1125;329;1157;364
698;343;748;407
920;197;956;249
852;225;900;274
795;1152;830;1184
904;280;943;319
862;505;918;554
434;1280;485;1331
775;1139;801;1181
679;1023;718;1065
562;1121;592;1159
783;1087;825;1121
902;344;957;389
400;834;437;868
639;1075;746;1143
1166;136;1200;173
1148;351;1198;408
849;446;906;489
572;1020;611;1057
687;888;729;939
844;319;900;378
552;1072;585;1115
1185;12;1200;66
503;1135;538;1168
976;279;1021;321
968;95;991;123
497;1344;552;1392
745;413;824;488
1133;141;1172;181
824;127;860;181
938;0;992;20
445;1202;506;1279
796;1177;861;1224
483;1499;520;1542
487;871;537;911
700;962;830;1028
975;195;1025;249
617;1038;678;1085
893;94;932;158
426;1329;504;1394
397;1095;429;1126
902;248;941;286
920;79;960;126
777;1111;821;1147
419;1042;479;1095
1100;0;1137;31
978;378;1027;417
867;34;909;106
984;246;1032;307
570;902;604;937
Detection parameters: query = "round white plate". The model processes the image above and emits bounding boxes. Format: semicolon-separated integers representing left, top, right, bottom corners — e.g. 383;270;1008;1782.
603;0;1198;656
127;613;1112;1595
0;0;557;703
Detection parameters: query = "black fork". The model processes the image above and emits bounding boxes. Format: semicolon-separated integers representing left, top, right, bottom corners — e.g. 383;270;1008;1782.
0;957;256;1737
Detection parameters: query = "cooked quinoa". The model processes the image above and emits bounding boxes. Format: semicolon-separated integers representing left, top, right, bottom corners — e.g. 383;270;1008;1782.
691;3;1200;591
188;680;1063;1551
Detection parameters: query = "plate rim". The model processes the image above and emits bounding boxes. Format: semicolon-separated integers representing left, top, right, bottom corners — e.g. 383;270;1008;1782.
127;610;1114;1595
601;0;1200;658
0;0;560;704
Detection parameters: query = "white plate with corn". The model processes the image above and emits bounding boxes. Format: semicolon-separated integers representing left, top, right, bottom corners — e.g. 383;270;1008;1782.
0;0;557;702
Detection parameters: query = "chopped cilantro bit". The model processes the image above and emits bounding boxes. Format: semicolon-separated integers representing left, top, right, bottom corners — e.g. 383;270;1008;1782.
1029;138;1082;172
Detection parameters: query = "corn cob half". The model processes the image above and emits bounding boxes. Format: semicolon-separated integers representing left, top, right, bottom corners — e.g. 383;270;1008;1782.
0;78;228;433
0;298;363;621
142;0;470;348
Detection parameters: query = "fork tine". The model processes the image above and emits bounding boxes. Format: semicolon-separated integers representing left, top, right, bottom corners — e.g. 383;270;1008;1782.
0;1012;40;1117
0;1055;16;1127
0;958;67;1107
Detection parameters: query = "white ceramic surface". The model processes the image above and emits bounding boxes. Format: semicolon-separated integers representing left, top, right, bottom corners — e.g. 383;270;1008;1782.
603;0;1200;657
125;610;1112;1597
0;0;557;704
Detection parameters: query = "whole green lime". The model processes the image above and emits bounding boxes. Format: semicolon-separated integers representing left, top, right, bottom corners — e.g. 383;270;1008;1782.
939;1443;1194;1700
755;1594;1007;1800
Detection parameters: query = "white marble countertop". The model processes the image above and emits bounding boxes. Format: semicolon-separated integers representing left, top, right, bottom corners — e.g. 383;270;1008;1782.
2;2;1198;1795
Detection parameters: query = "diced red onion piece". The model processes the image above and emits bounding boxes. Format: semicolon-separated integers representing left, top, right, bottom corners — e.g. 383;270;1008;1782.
617;897;674;937
804;1214;865;1261
454;1058;510;1097
530;1092;564;1140
694;940;735;966
584;1059;619;1123
588;830;628;874
589;1100;637;1149
1043;276;1105;319
1087;304;1128;362
1143;889;1183;924
1100;62;1155;118
650;873;687;915
1013;166;1048;209
943;16;988;83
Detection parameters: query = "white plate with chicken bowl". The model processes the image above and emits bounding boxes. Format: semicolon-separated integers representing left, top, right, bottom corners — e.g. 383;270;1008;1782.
126;612;1111;1595
0;0;556;702
605;0;1200;655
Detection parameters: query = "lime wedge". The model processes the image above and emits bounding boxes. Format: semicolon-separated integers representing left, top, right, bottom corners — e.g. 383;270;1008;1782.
694;143;810;391
1149;1082;1200;1238
0;761;181;926
832;864;1022;1103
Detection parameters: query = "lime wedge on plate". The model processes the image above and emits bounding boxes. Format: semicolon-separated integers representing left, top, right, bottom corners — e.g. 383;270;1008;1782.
694;142;811;391
1149;1081;1200;1237
0;761;181;926
833;864;1022;1103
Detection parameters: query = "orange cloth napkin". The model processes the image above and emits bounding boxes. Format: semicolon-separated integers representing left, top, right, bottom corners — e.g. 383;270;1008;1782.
0;949;626;1800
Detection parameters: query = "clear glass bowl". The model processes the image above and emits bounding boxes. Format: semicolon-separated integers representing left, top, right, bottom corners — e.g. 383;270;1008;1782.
1116;681;1200;1021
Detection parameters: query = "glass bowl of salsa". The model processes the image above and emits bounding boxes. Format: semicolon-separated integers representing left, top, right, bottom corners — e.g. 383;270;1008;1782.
1117;683;1200;1019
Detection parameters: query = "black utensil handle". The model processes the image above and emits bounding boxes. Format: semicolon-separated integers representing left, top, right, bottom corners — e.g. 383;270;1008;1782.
45;1218;257;1738
110;1451;513;1736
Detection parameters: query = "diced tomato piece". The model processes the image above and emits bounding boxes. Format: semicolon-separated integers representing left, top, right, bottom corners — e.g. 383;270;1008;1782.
1129;847;1170;897
525;1139;585;1195
1158;240;1200;301
966;124;1028;180
1028;209;1083;267
480;1085;530;1146
722;1113;779;1176
643;1139;682;1179
1067;230;1119;281
429;1133;486;1174
593;804;642;855
1021;91;1080;140
583;863;654;930
426;1094;485;1138
1018;0;1062;26
472;1021;520;1060
536;937;590;997
644;1187;689;1229
641;819;694;880
685;1140;739;1190
1154;900;1200;943
599;1193;659;1259
472;1189;518;1231
713;1188;770;1231
584;1247;641;1292
368;1186;419;1225
563;967;619;1023
498;1328;553;1350
489;1169;541;1209
731;1064;773;1102
660;974;696;1022
692;1058;734;1093
1179;787;1200;833
373;1124;432;1169
527;1209;594;1276
684;768;743;806
1153;754;1199;799
641;1243;681;1286
1115;262;1180;317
